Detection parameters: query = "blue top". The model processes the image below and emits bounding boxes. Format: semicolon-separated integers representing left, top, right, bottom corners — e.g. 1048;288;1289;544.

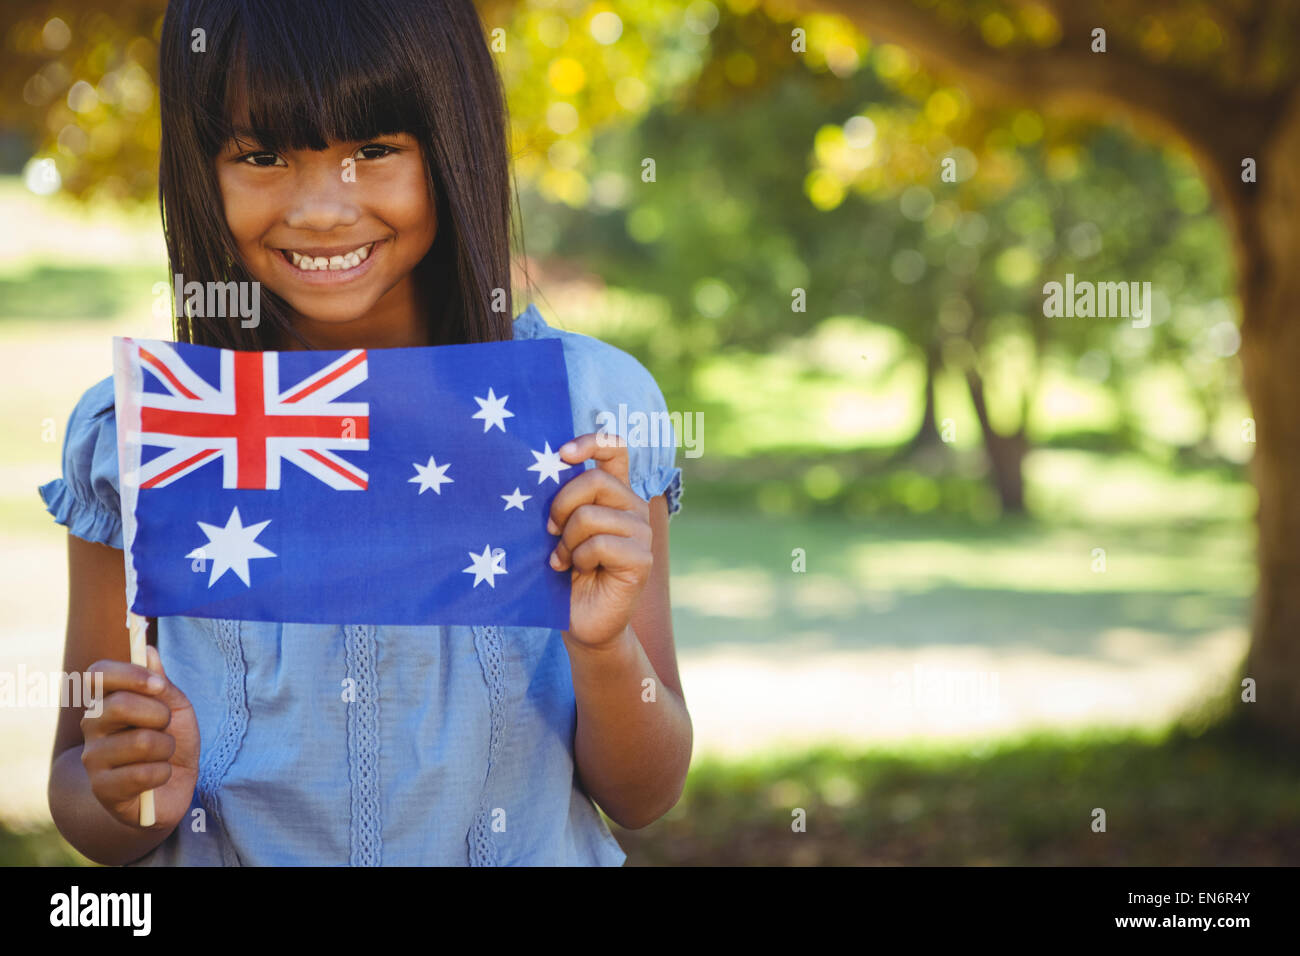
38;304;683;866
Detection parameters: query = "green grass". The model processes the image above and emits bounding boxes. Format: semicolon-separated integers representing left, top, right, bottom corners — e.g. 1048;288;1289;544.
0;264;166;321
663;506;1251;660
0;820;93;866
613;718;1300;866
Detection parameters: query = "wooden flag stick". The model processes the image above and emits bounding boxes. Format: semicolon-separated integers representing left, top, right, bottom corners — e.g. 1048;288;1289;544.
127;610;156;827
115;338;153;827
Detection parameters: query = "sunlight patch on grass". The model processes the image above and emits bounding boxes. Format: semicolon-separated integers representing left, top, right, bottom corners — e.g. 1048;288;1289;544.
846;527;1251;595
1026;449;1255;524
677;628;1246;759
671;567;775;619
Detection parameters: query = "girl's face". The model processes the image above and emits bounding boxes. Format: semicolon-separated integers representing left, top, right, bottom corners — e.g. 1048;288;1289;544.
214;130;438;347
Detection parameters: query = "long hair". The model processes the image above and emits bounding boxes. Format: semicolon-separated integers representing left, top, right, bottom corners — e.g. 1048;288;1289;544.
157;0;518;349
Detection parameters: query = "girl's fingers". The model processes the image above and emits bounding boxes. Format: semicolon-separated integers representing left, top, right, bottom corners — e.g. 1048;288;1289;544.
568;534;654;576
82;689;172;738
141;644;190;714
559;433;632;486
550;504;649;570
548;467;645;535
87;659;167;698
83;727;177;773
82;659;171;739
545;433;652;574
91;761;174;805
146;644;168;679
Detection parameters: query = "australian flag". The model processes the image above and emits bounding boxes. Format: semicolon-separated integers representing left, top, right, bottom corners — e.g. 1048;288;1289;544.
112;335;577;629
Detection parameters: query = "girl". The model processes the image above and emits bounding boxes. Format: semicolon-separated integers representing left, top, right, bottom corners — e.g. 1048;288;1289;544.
40;0;689;866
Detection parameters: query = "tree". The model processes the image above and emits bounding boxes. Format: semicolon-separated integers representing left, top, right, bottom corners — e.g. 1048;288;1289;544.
814;0;1299;741
536;6;1230;514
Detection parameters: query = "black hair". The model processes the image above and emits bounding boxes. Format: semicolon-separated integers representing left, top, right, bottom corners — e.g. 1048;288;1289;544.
158;0;520;349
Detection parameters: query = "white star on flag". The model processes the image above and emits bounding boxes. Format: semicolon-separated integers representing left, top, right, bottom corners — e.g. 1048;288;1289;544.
186;506;276;588
527;441;572;485
501;487;531;511
463;544;508;588
409;456;454;495
472;387;514;433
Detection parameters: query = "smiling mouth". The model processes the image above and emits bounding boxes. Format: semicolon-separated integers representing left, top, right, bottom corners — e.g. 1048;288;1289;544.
278;242;377;272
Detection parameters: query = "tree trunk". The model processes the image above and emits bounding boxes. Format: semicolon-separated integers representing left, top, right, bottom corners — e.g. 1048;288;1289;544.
965;367;1027;515
901;341;943;455
1235;89;1300;745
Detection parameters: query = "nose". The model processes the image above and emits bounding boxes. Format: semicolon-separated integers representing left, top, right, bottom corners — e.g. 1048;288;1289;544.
283;163;360;231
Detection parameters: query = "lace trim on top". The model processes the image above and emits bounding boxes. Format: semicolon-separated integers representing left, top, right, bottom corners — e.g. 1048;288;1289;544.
345;624;382;866
469;624;507;866
198;618;249;866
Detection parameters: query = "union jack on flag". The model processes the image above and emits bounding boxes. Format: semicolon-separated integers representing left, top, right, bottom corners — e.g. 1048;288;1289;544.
136;342;370;491
113;335;577;629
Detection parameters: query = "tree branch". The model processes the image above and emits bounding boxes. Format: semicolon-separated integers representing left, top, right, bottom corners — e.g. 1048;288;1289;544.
814;0;1287;201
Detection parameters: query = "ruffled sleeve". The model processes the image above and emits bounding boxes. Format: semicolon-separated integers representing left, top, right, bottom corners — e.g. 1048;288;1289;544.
547;316;684;520
624;380;685;519
37;375;124;548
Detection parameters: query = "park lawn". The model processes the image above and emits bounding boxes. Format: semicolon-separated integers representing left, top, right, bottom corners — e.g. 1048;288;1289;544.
612;718;1300;866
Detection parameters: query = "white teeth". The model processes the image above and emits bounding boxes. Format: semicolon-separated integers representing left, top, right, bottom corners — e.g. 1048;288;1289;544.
285;242;374;272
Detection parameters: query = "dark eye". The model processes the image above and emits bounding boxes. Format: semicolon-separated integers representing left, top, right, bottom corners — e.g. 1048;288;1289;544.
240;151;286;168
356;144;396;160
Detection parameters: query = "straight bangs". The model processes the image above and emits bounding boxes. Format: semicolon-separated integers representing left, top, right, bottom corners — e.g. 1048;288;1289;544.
198;4;431;159
159;0;519;350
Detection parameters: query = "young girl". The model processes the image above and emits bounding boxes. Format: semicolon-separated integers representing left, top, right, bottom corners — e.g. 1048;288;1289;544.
40;0;689;866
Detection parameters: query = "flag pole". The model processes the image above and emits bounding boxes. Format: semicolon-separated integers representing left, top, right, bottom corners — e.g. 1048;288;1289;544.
127;611;156;827
114;336;154;827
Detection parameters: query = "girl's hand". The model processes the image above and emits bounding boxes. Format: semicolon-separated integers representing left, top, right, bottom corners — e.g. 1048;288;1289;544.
547;433;653;648
80;646;199;831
